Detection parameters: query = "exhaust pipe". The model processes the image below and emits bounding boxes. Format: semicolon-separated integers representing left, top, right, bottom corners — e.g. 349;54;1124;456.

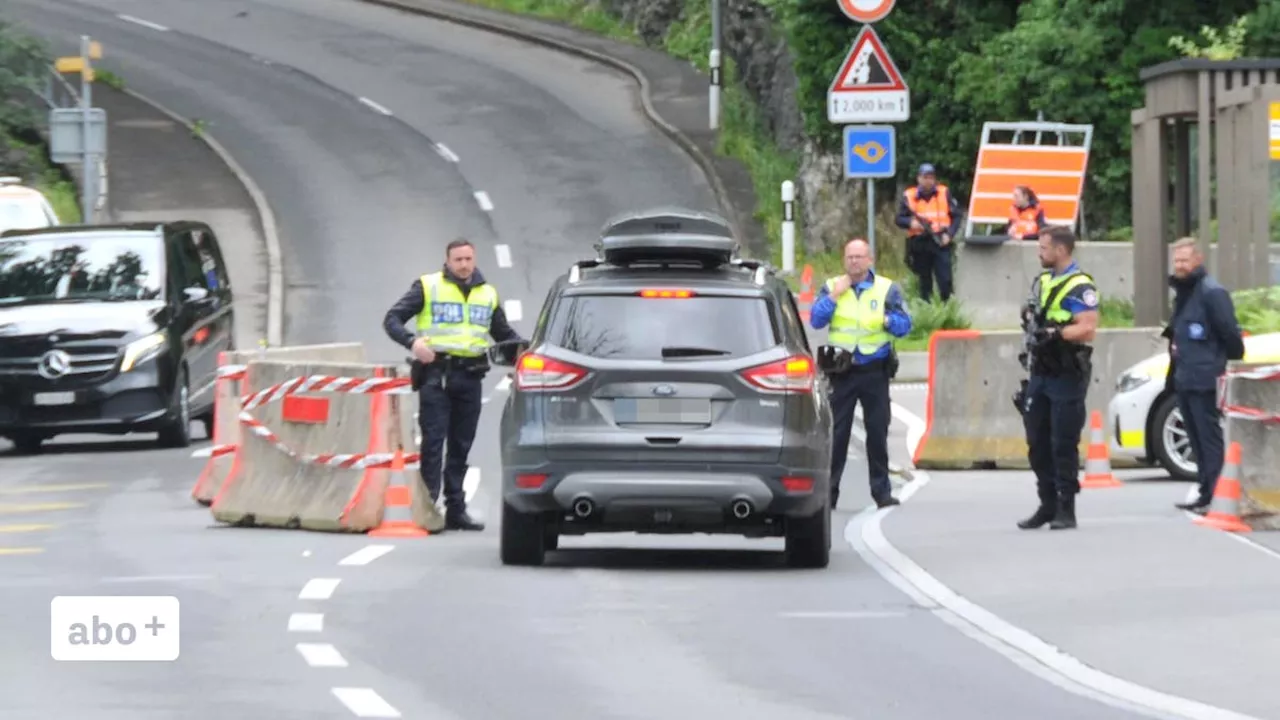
572;497;595;518
731;499;753;519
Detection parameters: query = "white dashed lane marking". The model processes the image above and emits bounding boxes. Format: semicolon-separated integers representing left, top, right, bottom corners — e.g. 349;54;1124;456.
494;244;512;268
434;143;459;162
288;613;324;632
332;687;402;718
503;299;523;322
296;643;348;667
474;191;493;211
117;13;169;30
298;578;341;600
337;544;395;566
358;97;393;115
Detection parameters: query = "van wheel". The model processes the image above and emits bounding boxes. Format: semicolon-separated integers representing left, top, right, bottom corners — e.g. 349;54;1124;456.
157;369;192;449
500;501;546;566
8;431;46;454
785;505;831;569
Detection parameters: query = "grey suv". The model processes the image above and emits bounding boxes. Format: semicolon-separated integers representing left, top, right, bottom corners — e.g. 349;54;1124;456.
488;208;833;568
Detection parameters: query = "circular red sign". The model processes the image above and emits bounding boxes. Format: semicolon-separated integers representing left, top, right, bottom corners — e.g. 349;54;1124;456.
837;0;895;23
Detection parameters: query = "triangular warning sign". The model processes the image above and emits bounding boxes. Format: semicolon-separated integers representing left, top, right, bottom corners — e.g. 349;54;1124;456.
829;25;906;92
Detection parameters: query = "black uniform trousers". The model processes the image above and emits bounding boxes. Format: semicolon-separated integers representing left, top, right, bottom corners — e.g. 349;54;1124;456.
1177;389;1224;505
911;242;953;302
829;359;893;506
1022;373;1088;502
417;360;484;515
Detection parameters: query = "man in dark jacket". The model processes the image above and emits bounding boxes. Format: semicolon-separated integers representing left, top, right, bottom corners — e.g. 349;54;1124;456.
895;163;963;302
1165;238;1245;513
383;238;525;531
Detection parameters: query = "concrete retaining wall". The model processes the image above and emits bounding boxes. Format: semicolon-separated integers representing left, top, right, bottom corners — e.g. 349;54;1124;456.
955;241;1280;329
913;327;1166;470
1223;363;1280;530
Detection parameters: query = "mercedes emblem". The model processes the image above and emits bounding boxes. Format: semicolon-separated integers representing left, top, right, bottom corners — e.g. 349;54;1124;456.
652;384;676;397
37;349;72;380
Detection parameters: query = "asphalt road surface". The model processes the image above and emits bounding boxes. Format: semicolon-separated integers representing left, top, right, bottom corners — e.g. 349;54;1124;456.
2;0;1159;718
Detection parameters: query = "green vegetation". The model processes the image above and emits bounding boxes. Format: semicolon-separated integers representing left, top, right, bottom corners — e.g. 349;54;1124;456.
0;20;82;223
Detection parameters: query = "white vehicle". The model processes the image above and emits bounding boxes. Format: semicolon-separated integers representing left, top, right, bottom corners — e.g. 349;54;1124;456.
0;177;61;234
1109;331;1280;480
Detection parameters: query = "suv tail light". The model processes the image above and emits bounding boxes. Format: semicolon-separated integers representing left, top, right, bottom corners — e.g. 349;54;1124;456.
739;355;814;393
515;353;589;391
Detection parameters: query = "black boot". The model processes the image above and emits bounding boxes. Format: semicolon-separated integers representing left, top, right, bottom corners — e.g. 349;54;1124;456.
1017;502;1056;529
1049;494;1077;530
445;510;485;531
1017;489;1057;530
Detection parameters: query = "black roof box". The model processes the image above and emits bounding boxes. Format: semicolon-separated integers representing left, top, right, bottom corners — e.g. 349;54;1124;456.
597;206;738;266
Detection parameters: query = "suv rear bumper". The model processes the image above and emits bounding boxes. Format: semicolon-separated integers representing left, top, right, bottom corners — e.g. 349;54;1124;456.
503;462;828;524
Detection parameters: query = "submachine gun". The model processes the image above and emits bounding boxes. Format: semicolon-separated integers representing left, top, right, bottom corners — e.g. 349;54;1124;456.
905;209;947;274
1012;274;1093;414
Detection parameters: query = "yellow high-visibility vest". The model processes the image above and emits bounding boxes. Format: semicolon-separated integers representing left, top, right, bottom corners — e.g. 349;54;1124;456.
826;274;893;355
1036;270;1093;324
414;271;498;358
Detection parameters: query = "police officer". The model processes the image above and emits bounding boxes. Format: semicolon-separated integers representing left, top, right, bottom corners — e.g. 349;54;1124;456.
894;163;962;302
1016;226;1100;531
809;237;913;509
382;238;525;531
1165;237;1245;513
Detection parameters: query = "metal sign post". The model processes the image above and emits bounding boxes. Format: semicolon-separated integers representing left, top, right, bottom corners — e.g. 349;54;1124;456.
826;5;907;263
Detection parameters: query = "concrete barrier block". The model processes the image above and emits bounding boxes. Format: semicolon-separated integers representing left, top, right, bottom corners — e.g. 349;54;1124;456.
210;357;407;532
914;328;1165;470
1223;363;1280;530
192;343;367;505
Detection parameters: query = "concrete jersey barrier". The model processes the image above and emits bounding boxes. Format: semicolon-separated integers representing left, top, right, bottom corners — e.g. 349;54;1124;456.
209;358;443;533
913;328;1165;470
1223;362;1280;529
191;343;366;505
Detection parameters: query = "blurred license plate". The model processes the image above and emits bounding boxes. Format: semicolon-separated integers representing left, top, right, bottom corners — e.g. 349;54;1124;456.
33;391;75;406
615;398;711;424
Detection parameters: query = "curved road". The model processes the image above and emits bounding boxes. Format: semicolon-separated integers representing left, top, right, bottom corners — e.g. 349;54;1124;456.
1;1;1158;718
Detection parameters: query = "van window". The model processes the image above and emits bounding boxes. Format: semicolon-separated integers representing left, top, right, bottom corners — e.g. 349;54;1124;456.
547;294;779;360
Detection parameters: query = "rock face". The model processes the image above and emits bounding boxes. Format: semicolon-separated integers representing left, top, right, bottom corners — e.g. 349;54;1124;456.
604;0;863;254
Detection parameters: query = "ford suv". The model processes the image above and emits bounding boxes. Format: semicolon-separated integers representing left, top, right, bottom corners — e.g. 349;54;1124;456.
489;208;833;568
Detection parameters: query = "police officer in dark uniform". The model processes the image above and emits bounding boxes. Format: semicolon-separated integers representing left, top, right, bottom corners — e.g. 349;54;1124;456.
383;238;525;531
1165;237;1245;513
1015;226;1100;531
894;163;962;302
809;237;913;509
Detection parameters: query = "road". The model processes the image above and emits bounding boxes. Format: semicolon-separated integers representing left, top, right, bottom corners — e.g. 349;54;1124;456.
2;0;1161;718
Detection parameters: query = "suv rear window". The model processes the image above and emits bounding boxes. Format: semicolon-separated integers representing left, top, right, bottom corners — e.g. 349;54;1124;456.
547;294;779;360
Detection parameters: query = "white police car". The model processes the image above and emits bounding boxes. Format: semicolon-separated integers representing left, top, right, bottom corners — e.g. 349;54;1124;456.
0;177;60;234
1108;331;1280;480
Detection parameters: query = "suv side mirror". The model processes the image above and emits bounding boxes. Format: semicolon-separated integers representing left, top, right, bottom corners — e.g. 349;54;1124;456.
488;340;529;368
183;286;210;303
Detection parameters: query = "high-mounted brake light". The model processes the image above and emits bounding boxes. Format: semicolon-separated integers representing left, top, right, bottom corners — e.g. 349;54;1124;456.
515;353;589;391
738;355;814;393
637;289;695;299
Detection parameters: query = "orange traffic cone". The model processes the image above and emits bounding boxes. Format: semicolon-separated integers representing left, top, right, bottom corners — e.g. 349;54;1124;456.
369;448;429;538
1081;410;1122;489
1193;442;1251;533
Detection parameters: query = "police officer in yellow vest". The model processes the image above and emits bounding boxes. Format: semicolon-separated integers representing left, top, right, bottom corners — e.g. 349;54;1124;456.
809;237;913;509
1015;226;1099;531
383;238;525;531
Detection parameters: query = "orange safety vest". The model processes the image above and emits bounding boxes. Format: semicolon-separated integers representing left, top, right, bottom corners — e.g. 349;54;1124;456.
1009;205;1041;239
904;185;952;237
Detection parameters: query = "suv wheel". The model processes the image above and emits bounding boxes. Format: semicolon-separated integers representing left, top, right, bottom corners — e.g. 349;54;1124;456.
500;501;547;566
8;431;46;455
157;369;192;449
785;505;831;569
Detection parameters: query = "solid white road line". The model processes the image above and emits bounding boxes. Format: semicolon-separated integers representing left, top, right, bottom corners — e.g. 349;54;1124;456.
503;299;523;322
358;97;393;115
337;544;395;566
494;244;512;268
495;375;512;392
434;143;459;162
288;613;324;632
844;401;1264;720
332;688;402;718
296;643;348;667
117;14;169;31
778;610;907;619
474;191;493;211
298;578;341;600
463;467;480;503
